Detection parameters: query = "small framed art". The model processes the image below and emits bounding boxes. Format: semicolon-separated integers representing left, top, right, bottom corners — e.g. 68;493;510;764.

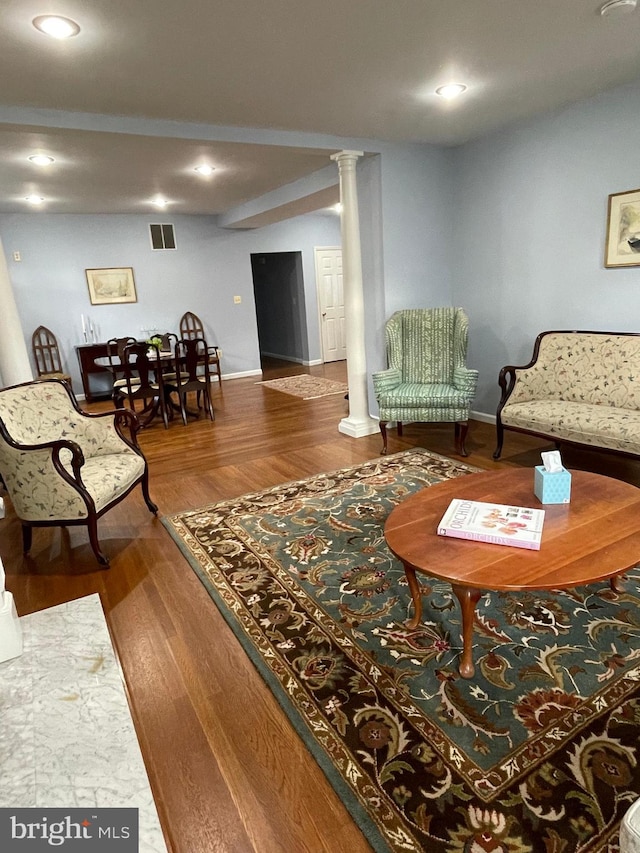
605;188;640;268
85;267;137;305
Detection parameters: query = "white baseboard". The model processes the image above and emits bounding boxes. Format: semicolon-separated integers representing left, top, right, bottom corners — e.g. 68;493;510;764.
259;354;322;367
221;369;262;380
470;410;496;425
260;351;304;364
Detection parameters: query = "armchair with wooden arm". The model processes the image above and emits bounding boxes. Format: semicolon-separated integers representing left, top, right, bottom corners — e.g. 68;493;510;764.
0;378;157;567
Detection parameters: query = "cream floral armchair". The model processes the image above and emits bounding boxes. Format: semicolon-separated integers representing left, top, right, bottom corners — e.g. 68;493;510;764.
0;378;157;566
372;307;478;456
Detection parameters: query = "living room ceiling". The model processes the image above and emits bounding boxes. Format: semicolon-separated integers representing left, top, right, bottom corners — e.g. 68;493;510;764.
1;0;640;216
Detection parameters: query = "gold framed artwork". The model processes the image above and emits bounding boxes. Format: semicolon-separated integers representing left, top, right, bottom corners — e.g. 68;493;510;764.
85;267;137;305
605;188;640;268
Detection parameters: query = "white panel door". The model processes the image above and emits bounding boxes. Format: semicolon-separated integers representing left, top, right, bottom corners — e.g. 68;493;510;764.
315;247;345;362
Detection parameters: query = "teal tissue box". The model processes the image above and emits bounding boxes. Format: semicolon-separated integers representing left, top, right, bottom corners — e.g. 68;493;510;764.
534;465;571;504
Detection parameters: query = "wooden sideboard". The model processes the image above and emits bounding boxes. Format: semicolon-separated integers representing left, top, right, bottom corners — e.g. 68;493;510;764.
75;343;114;402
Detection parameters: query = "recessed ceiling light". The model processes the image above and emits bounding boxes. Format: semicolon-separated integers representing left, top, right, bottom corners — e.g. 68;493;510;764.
600;0;637;14
152;197;169;207
32;15;81;39
435;83;467;100
194;164;215;176
28;154;55;166
25;195;44;205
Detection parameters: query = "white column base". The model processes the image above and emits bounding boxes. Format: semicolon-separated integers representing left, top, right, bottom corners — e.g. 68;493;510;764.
338;415;380;438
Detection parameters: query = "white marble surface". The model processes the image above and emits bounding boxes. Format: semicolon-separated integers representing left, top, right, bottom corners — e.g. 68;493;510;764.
0;594;167;852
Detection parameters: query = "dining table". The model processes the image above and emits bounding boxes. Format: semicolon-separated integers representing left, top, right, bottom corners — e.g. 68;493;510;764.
94;348;197;426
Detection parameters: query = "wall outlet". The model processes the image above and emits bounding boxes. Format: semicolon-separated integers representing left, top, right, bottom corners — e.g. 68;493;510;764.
12;251;21;262
233;295;242;304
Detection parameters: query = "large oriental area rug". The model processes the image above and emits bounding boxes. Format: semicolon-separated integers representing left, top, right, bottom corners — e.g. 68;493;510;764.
162;450;640;853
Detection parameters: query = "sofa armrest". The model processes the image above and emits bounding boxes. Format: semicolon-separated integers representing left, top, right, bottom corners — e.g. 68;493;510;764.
453;367;479;397
496;330;571;412
496;362;545;410
372;368;402;397
496;365;519;409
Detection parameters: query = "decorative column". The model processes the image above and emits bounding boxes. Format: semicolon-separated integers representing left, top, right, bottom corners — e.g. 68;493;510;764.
330;150;378;438
0;239;32;387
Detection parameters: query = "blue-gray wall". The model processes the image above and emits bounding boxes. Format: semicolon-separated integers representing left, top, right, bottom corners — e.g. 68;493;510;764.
379;142;454;316
452;79;640;415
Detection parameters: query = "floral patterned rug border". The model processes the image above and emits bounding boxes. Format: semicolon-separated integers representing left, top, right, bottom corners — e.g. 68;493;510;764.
161;450;640;853
257;373;348;399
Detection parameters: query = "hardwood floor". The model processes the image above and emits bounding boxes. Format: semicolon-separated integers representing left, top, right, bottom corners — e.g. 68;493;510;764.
4;359;640;852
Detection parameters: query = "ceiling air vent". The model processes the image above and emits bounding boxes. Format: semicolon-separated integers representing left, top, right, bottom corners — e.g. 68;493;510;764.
149;223;176;250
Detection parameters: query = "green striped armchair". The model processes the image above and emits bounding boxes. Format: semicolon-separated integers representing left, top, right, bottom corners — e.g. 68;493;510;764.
372;307;478;456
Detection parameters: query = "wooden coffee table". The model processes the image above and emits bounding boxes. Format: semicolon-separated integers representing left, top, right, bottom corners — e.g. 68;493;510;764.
384;468;640;678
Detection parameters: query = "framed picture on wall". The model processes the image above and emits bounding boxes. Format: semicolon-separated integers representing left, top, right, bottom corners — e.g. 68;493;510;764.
605;188;640;268
85;267;137;304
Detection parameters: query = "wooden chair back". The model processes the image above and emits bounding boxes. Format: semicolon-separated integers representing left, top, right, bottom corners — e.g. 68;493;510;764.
159;332;178;353
31;326;68;378
106;336;137;366
176;337;210;386
179;311;204;340
179;311;222;384
165;338;214;423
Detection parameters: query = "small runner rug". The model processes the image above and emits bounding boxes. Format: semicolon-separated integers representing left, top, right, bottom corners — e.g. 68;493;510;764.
258;373;348;399
162;449;640;853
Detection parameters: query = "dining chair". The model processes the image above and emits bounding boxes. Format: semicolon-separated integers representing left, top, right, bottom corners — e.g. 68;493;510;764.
31;326;72;385
159;332;179;353
113;343;169;429
163;337;215;425
156;333;180;374
106;336;138;390
179;311;222;384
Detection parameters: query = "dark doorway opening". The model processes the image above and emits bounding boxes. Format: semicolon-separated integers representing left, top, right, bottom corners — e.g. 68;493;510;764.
250;251;308;369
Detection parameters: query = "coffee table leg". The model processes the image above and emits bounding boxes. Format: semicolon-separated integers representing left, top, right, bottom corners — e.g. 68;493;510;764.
610;573;626;593
403;564;423;630
451;584;482;679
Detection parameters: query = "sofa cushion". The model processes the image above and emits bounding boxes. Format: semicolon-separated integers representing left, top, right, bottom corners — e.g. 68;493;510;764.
501;400;640;455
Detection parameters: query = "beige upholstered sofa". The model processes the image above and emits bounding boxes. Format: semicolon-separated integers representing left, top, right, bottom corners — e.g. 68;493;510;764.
493;330;640;460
